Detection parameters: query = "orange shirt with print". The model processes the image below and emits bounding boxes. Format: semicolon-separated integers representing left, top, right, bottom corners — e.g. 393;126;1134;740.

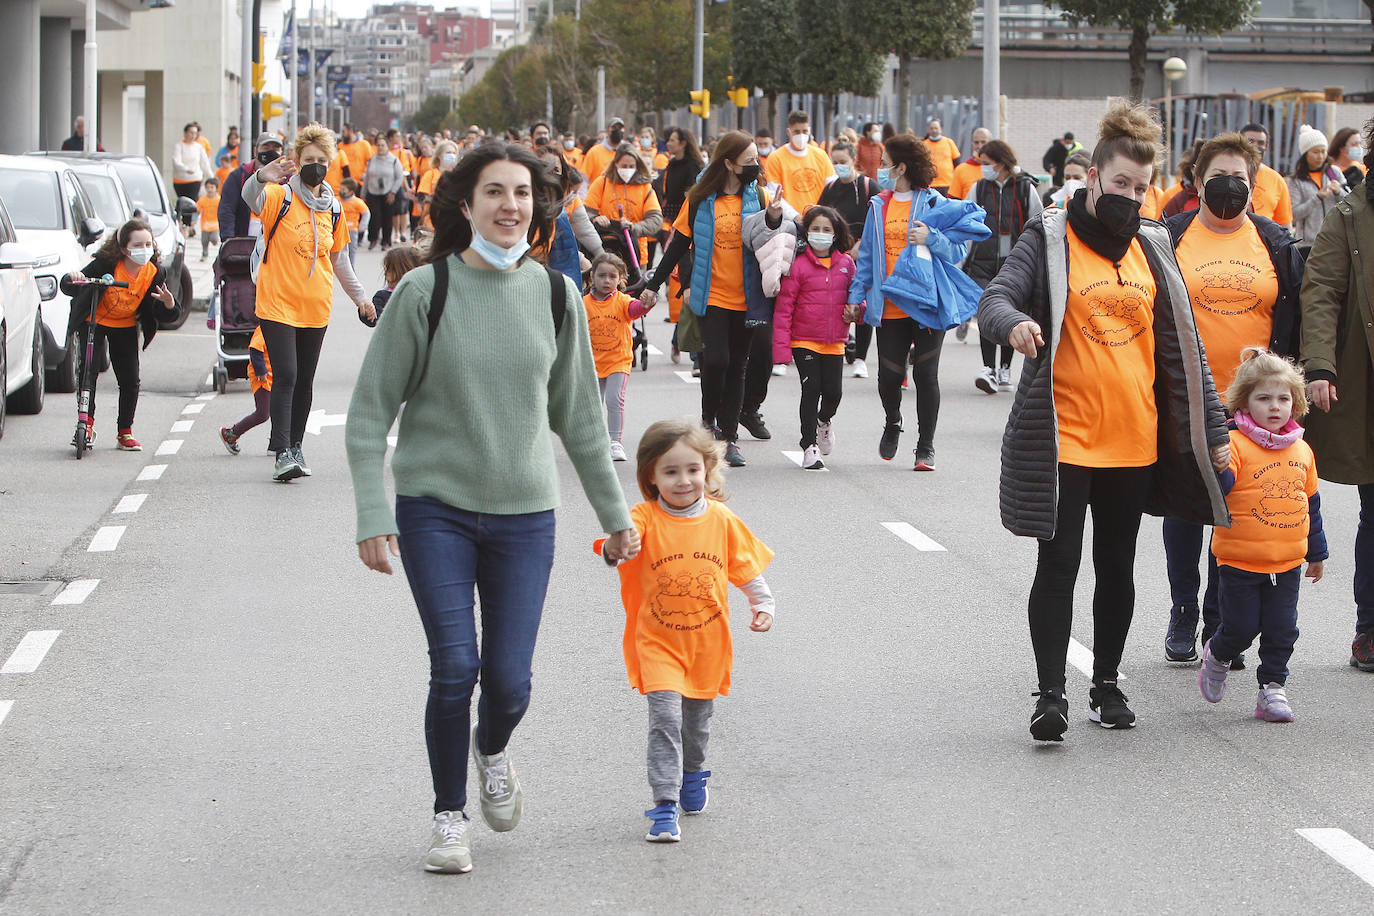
1251;165;1292;224
880;195;914;320
340;195;368;233
253;182;350;329
613;500;773;699
95;259;157;328
582;144;617;184
583;290;636;377
1212;431;1318;573
585;177;660;263
197;196;220;232
1174;217;1278;400
339;139;374;182
923;136;961;189
763;144;835;212
672;189;770;312
1054;227;1159;467
247;326;273;393
948;160;983;200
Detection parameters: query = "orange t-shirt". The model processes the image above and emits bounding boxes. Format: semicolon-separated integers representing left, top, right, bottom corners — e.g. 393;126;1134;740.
339;140;375;181
1251;165;1292;224
197;196;220;232
418;168;441;197
325;155;346;195
585;177;660;263
195;135;212;157
253;183;350;329
95;259;157;328
881;195;914;320
340;195;368;233
763;144;835;213
564;146;584;170
1140;185;1167;221
948;160;983;200
215;165;232;187
672;190;771;312
582;143;617;183
583;290;635;377
1174;217;1278;401
1054;227;1159;468
1211;430;1318;573
247;326;273;393
923;136;961;189
613;499;773;699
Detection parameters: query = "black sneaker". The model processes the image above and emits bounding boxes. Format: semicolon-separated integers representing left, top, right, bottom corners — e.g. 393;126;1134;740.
273;449;304;482
1165;604;1200;662
878;423;902;461
739;411;771;440
724;442;746;467
1352;631;1374;672
1030;689;1069;742
913;445;935;471
1088;681;1136;729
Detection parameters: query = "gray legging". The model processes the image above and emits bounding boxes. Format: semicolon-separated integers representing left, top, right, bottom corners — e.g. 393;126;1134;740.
646;690;714;804
598;372;628;443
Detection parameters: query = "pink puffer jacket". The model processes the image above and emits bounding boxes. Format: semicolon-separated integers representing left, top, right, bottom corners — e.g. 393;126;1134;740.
772;246;856;363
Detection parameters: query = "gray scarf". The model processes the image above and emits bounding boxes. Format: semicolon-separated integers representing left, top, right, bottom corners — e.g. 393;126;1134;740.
290;174;336;280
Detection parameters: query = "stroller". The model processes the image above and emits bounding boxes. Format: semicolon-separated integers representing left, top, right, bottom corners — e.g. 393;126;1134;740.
599;213;649;372
210;237;258;393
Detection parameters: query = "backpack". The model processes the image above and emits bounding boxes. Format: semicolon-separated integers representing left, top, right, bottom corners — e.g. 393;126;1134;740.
250;185;343;283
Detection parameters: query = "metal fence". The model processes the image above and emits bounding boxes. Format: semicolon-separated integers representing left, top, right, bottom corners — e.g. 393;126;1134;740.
1157;96;1305;174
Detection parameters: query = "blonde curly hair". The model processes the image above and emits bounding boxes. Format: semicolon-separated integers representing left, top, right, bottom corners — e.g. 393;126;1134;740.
292;122;337;161
1227;347;1308;419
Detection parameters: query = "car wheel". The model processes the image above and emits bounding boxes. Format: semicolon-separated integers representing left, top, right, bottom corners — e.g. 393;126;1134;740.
0;331;8;441
49;329;79;393
7;321;45;415
159;265;192;330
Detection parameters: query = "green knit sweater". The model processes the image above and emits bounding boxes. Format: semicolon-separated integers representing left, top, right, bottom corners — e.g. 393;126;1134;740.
345;255;633;542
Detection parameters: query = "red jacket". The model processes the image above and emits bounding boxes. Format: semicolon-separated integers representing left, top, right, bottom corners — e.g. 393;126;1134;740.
772;246;856;363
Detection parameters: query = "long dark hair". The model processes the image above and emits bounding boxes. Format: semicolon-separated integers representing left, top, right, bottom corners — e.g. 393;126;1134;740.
686;130;761;212
534;144;582;200
95;218;159;267
666;126;704;167
427;143;562;265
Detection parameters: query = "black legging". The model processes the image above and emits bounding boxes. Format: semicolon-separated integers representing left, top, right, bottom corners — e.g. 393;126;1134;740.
78;324;139;429
792;348;842;448
874;316;943;449
980;335;1014;371
699;306;755;441
257;319;327;452
1029;463;1152;692
741;321;773;417
365;193;393;246
173;181;201;228
852;323;873;363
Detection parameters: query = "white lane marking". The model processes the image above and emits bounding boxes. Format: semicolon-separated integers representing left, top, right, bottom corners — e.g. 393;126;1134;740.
647;344;663;356
137;464;167;481
1;631;62;674
195;393;216;401
306;410;347;436
386;436;398;448
114;494;148;514
170;420;194;433
881;522;946;552
181;403;205;415
88;526;127;552
1298;828;1374;888
782;450;829;472
204;372;214;386
674;371;700;385
155;440;183;456
0;700;11;728
1065;638;1127;682
52;579;100;606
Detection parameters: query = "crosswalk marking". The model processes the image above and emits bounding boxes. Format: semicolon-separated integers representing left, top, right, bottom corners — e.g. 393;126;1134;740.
1298;828;1374;888
674;371;700;385
1;631;62;674
88;526;126;552
881;522;946;552
781;451;829;471
155;440;183;456
137;465;167;481
52;579;100;606
647;344;663;356
0;700;12;728
170;420;194;433
114;494;148;514
195;393;216;401
181;403;205;415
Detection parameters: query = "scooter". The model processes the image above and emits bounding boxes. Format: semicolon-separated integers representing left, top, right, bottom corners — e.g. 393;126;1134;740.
69;274;129;459
618;207;649;372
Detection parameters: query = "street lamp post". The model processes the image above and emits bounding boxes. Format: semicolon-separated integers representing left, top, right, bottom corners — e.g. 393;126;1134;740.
1162;56;1187;174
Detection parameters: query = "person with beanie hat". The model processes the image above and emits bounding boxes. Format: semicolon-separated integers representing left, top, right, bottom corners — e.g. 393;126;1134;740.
1286;124;1349;248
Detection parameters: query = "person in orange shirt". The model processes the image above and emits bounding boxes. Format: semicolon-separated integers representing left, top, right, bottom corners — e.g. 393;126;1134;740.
582;117;625;186
598;418;773;843
215;154;233;189
416;140;460;230
762;110;835;213
196;178;221;260
637;126;669;174
219;326;272;456
338;178;370;266
947;126;991;200
1139;167;1167;220
561;132;584;170
338;124;375;185
581;253;653;460
1199;348;1327;722
584;144;663;268
922;118;961;194
1241;123;1293;228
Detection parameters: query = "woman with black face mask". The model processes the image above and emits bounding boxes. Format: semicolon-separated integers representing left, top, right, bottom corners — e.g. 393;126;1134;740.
1158;133;1307;666
978;102;1231;743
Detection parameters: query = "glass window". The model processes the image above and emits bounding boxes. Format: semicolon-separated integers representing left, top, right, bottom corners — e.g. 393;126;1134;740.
64;174;90;231
75;174;126;228
112;160;166;215
0;170;64;230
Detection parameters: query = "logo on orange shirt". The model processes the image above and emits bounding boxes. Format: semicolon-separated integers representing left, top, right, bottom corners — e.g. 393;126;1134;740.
290;219;330;260
649;570;725;631
1081;292;1147;348
1252;464;1308;527
588;315;624;351
1190;258;1264;316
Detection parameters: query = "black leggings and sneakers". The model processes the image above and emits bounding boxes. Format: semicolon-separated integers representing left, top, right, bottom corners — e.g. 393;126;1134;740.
875;317;942;466
257;319;327;454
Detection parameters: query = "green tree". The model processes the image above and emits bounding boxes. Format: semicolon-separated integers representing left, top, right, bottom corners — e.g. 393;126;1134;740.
731;0;800;132
1053;0;1256;101
457;46;547;132
791;0;885;99
856;0;975;130
412;94;453;135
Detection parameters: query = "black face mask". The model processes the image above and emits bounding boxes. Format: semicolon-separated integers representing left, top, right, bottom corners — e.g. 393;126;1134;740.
299;162;328;187
1093;178;1142;237
257;149;281;167
736;163;761;187
608;128;624;145
1203;175;1250;220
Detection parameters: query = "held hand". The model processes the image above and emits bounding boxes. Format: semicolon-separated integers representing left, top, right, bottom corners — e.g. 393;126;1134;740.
385;193;395;205
258;156;296;184
750;611;773;632
1008;320;1044;358
638;287;658;310
908;222;930;245
843;304;865;324
1306;379;1337;412
603;528;642;562
358;535;400;574
358;301;377;322
1210;442;1231;472
1305;560;1324;582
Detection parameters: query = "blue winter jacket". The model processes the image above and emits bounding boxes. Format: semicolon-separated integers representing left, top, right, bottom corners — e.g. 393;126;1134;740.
688;184;769;322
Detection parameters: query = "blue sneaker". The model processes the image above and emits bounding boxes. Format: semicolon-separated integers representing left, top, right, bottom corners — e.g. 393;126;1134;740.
644;802;680;842
680;770;710;815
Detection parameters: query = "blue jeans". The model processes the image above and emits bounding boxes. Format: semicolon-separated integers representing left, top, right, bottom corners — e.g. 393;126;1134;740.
1161;518;1221;635
395;496;556;814
1212;565;1301;686
1357;484;1374;633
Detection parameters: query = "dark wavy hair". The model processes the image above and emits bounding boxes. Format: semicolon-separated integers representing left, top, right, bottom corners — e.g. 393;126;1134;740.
665;126;704;168
801;205;853;253
427;142;563;265
95;218;159;267
882;134;937;189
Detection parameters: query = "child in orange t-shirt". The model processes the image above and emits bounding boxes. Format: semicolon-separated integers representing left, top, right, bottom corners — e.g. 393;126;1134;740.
598;418;774;843
582;253;652;461
1199;348;1327;722
220;326;272;455
338;178;370;266
197;178;221;260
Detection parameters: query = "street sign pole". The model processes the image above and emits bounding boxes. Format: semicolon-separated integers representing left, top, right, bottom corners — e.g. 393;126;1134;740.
85;0;98;153
241;0;253;149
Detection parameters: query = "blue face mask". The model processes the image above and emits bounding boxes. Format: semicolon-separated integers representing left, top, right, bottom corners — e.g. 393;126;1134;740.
464;207;530;271
876;167;896;191
833;164;852;181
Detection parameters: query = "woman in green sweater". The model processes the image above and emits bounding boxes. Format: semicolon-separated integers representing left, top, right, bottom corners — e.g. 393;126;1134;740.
346;143;640;875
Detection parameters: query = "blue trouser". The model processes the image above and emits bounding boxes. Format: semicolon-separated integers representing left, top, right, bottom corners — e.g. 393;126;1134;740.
1161;518;1221;635
1357;484;1374;633
1211;565;1301;687
395;495;556;814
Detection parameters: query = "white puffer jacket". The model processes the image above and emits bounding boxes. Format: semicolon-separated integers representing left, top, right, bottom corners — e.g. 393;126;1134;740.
741;198;800;297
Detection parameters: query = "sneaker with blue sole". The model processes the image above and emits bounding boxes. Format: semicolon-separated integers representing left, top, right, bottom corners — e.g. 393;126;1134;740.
680;770;710;815
645;801;680;842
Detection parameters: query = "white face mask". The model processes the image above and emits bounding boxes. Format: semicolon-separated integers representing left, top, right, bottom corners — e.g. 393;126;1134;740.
807;231;834;251
870;130;882;143
1349;145;1364;160
441;153;458;167
1052;178;1086;205
617;166;637;183
981;164;998;181
790;132;809;150
127;247;153;266
639;137;653;149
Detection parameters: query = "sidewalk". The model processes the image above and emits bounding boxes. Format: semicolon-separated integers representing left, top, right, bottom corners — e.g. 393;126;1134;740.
185;250;216;307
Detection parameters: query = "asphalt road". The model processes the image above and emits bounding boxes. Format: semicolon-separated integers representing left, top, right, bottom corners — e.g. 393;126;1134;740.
1;245;1371;914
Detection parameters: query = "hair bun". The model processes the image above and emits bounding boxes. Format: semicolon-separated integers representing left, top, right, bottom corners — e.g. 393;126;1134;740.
1098;101;1162;146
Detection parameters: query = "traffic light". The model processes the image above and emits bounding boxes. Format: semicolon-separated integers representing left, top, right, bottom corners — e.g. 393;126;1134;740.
729;86;749;108
252;62;266;94
261;93;284;121
689;89;711;119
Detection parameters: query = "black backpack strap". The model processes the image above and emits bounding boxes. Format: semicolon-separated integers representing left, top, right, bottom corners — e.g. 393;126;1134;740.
260;186;294;267
427;256;448;344
545;266;566;336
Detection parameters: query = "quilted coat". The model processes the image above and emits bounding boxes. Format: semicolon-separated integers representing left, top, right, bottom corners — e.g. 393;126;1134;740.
772;246;856;363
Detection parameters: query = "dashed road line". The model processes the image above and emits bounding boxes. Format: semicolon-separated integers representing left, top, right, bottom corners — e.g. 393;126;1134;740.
170;420;195;433
647;344;663;356
674;371;701;385
0;700;11;728
1297;828;1374;888
114;494;148;514
181;403;205;415
1;631;62;674
1067;639;1095;680
155;440;183;456
51;579;100;606
781;451;829;471
137;464;167;481
195;393;216;402
88;526;127;552
881;522;946;552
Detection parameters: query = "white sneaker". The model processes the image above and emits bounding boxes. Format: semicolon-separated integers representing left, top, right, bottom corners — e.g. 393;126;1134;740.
472;735;522;832
771;363;787;376
852;359;868;378
610;441;628;462
802;444;825;470
816;421;835;456
424;811;473;874
975;367;998;394
997;366;1013;392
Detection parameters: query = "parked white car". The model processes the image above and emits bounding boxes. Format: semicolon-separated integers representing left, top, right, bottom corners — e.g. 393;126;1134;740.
0;154;105;394
0;197;51;439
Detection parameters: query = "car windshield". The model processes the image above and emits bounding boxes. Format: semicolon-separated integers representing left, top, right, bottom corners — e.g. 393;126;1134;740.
76;174;125;227
0;169;64;230
113;160;165;215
